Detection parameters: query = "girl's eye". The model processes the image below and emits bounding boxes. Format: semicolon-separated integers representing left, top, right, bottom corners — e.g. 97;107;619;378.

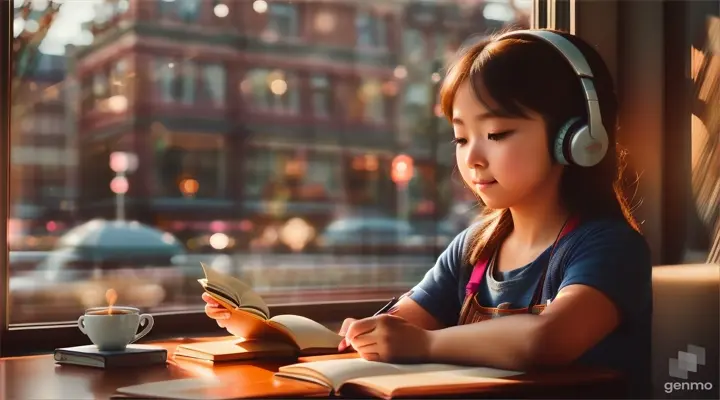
451;138;467;146
488;130;515;141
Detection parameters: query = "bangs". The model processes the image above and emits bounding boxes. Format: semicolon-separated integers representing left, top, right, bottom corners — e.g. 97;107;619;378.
440;37;577;122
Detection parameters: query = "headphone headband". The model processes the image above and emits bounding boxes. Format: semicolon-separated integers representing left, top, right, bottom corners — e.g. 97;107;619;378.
494;30;609;167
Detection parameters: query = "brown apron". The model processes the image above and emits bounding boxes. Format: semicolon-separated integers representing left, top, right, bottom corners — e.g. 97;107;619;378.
457;217;579;325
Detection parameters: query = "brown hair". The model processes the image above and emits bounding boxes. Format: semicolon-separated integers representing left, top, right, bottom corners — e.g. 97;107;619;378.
439;29;641;266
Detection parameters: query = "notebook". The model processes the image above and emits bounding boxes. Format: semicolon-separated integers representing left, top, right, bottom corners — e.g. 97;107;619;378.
54;344;167;368
173;263;343;362
274;357;524;399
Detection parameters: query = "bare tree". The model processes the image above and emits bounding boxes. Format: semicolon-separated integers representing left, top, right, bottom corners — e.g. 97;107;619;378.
12;0;62;101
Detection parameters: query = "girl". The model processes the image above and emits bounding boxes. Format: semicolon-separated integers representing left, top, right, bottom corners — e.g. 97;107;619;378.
204;29;652;397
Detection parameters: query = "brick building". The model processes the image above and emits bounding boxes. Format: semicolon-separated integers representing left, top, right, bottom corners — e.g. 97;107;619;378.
72;0;529;247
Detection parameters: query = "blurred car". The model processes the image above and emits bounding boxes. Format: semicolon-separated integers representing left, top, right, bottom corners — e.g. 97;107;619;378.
8;220;187;324
316;217;416;254
405;218;458;253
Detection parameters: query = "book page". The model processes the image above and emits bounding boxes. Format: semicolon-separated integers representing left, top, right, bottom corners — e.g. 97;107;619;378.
267;315;343;352
343;367;524;397
277;358;484;392
200;262;270;318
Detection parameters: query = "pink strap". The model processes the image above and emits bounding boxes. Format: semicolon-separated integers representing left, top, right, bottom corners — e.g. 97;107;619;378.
464;217;580;297
465;257;490;297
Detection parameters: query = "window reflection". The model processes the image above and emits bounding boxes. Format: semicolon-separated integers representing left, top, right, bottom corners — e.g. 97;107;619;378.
8;0;532;325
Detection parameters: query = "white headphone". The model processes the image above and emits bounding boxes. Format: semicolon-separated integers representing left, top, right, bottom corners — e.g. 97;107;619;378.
494;30;610;167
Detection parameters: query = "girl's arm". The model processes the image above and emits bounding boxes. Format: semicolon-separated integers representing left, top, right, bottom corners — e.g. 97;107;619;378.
389;296;446;331
426;284;620;371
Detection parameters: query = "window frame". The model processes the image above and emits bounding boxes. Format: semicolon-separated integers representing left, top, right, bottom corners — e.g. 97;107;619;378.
1;0;10;357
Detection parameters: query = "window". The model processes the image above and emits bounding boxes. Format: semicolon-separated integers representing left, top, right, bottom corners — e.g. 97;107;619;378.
199;64;226;107
310;74;331;117
178;0;201;22
153;133;226;199
4;0;534;355
242;68;300;114
153;59;196;104
268;3;299;38
159;0;201;22
358;79;386;123
356;10;387;48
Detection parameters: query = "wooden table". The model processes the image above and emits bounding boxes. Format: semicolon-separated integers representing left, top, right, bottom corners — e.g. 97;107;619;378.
0;336;626;399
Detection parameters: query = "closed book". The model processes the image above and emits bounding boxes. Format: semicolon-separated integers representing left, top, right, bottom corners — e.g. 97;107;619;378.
54;344;167;368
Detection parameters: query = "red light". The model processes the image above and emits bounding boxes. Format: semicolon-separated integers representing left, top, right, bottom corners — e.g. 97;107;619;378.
391;154;414;184
110;176;129;194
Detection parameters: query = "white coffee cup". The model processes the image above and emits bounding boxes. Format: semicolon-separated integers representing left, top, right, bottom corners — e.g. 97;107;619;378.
77;306;154;351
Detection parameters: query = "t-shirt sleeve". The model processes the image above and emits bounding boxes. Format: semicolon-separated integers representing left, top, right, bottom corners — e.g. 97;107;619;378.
558;221;653;322
407;227;471;327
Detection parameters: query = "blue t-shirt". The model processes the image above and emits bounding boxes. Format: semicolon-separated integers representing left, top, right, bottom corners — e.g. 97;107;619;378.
409;217;653;396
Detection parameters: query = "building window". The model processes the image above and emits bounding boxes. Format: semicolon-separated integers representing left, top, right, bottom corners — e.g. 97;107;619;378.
356;10;387;48
159;0;201;22
311;74;331;117
109;58;132;108
180;61;196;105
199;64;226;107
268;3;299;38
242;69;300;115
155;59;176;103
92;71;109;109
178;0;201;22
358;79;386;123
403;28;426;65
244;149;275;199
154;133;226;198
154;59;196;104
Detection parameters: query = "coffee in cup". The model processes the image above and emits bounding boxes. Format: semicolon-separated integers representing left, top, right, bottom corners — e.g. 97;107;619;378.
78;306;154;351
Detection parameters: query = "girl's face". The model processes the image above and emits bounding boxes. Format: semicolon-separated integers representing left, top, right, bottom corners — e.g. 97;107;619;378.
451;80;563;210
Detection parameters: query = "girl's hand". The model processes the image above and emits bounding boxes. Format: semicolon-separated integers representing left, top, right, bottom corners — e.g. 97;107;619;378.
342;314;433;363
202;292;246;337
202;292;229;325
337;318;357;352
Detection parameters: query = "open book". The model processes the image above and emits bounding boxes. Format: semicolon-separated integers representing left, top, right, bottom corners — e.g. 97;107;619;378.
275;357;524;399
174;263;343;362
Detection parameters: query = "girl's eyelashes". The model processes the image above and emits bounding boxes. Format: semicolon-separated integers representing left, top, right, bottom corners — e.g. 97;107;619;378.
487;130;515;141
452;130;514;145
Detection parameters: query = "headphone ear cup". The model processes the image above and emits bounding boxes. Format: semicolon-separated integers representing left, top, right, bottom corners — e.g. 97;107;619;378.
553;117;582;165
568;124;607;167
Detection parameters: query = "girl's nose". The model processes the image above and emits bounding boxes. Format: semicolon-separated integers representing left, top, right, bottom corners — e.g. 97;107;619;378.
464;142;488;169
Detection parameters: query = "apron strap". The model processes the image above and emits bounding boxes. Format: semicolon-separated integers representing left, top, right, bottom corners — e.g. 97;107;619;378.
527;216;581;308
465;256;490;297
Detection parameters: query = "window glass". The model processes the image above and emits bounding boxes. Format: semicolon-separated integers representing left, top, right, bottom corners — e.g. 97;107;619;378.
8;0;532;325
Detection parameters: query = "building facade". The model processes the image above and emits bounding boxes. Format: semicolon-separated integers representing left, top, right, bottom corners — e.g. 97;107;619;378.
72;0;530;250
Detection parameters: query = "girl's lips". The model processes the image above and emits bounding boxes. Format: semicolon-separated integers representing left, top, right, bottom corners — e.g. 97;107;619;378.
473;180;497;190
